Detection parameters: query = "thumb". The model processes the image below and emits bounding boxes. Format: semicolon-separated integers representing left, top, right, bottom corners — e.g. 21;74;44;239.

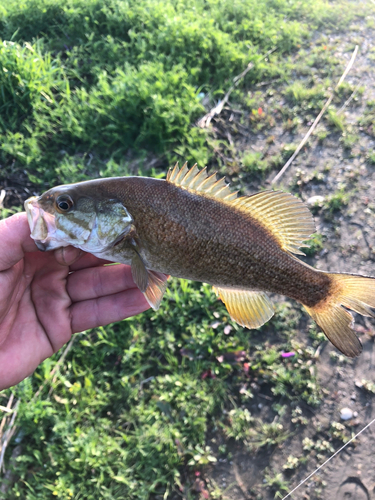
0;213;38;271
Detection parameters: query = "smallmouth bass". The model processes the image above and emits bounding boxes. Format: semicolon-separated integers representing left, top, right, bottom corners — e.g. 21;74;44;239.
24;163;375;357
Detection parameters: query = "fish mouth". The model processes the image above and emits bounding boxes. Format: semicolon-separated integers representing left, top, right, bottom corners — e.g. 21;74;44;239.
24;197;58;251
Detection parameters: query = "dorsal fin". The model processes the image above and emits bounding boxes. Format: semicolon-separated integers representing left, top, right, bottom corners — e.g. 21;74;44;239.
231;191;315;255
166;163;315;255
167;162;237;200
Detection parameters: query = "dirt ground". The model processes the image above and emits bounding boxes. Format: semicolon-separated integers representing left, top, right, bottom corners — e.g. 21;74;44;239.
199;17;375;500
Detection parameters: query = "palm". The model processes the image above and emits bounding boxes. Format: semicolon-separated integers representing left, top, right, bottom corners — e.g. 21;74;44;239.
0;213;151;390
1;252;72;375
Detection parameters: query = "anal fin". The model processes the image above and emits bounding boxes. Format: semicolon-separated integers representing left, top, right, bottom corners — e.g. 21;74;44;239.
214;287;274;329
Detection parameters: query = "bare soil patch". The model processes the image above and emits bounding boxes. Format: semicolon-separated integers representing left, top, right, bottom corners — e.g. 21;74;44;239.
201;16;375;500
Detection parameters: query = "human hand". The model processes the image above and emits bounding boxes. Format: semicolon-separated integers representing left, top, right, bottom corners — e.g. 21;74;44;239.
0;212;151;390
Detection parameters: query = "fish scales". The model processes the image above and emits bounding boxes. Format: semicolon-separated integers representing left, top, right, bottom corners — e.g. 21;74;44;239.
24;164;375;358
100;176;331;308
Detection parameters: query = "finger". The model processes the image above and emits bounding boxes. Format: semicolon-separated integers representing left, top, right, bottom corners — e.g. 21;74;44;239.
69;252;112;271
54;246;83;266
70;288;150;333
0;213;38;271
67;263;136;302
30;264;73;352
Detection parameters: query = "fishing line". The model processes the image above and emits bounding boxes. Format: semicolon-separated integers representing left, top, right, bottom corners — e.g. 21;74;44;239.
281;415;375;499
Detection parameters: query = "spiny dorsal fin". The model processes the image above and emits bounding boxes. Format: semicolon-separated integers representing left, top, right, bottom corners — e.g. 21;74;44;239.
167;163;315;255
213;287;274;329
167;162;236;201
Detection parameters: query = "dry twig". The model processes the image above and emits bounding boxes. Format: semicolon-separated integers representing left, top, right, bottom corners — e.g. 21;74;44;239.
271;45;359;185
0;394;14;438
282;415;375;499
233;462;252;499
337;81;362;114
198;48;276;128
0;398;19;473
34;333;80;400
0;190;6;209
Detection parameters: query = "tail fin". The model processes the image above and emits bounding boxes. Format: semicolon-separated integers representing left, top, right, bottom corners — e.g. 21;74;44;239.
304;273;375;358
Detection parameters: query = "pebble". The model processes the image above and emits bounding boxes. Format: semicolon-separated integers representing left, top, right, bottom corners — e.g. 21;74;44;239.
306;195;325;207
340;407;354;420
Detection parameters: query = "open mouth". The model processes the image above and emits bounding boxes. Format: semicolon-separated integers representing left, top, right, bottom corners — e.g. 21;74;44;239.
24;197;57;249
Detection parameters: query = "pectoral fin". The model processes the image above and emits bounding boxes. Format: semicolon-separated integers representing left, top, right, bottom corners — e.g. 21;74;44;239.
214;287;274;329
144;271;169;310
131;253;149;293
131;253;168;309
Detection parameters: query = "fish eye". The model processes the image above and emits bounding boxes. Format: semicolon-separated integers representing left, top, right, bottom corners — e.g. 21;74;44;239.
56;196;74;212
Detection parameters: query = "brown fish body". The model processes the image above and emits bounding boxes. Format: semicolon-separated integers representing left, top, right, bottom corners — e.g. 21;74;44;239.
25;164;375;358
99;176;330;308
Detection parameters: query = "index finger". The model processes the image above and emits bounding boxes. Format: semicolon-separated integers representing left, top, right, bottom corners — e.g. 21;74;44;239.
0;213;38;271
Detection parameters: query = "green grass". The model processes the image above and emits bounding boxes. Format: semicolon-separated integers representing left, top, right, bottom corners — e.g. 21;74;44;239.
0;0;370;498
324;187;350;213
367;150;375;165
241;151;269;174
285;81;326;107
3;281;322;499
0;0;365;188
304;233;325;257
327;108;346;132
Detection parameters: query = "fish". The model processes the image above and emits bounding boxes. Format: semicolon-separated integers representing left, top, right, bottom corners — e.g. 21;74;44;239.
24;162;375;358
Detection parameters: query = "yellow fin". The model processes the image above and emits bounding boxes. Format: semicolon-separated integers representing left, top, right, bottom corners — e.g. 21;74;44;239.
331;273;375;317
131;253;168;309
231;191;315;255
214;287;274;329
174;161;190;184
144;270;168;310
167;162;180;183
167;163;314;254
131;253;149;293
304;272;375;357
304;305;362;358
167;162;235;201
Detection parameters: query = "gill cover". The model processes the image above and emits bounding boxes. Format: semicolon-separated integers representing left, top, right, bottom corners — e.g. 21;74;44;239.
87;199;134;253
25;195;133;253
